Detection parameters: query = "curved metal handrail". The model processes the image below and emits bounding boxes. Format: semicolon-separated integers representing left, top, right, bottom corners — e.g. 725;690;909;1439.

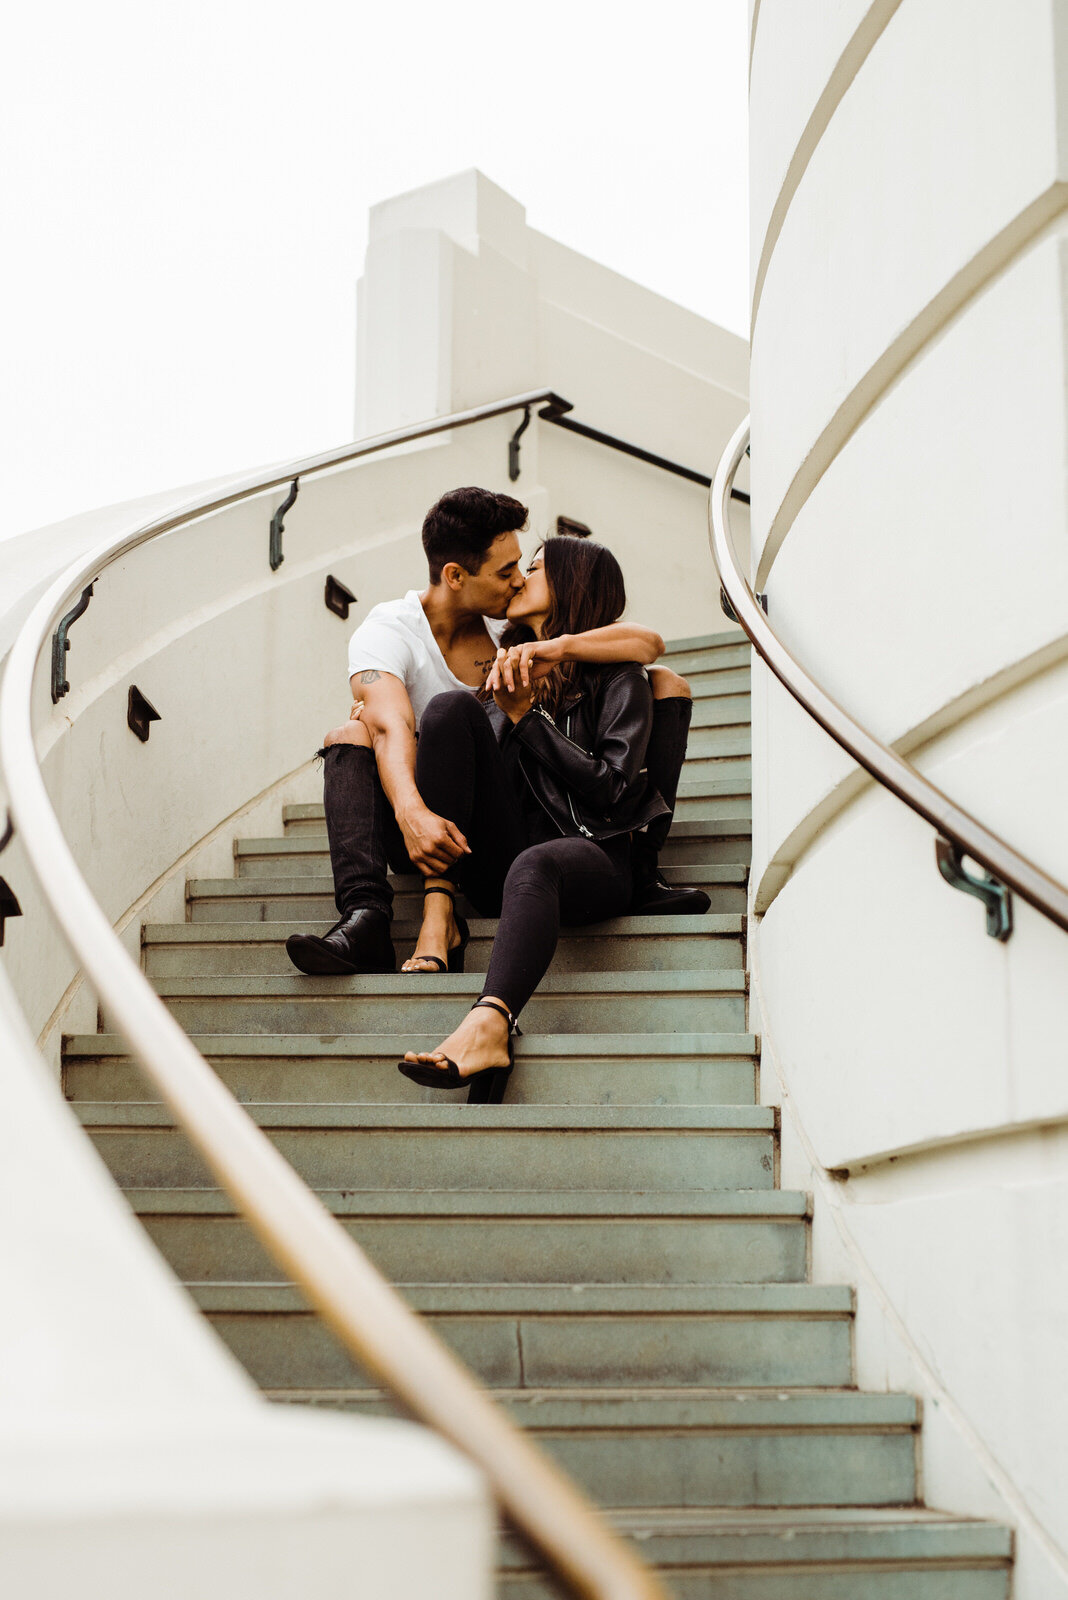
710;415;1068;936
0;391;667;1600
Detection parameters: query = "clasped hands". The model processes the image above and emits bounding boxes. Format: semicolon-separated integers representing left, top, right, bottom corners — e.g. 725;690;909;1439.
485;639;561;722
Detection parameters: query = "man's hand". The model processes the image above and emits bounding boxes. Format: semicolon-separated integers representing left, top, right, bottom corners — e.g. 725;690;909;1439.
397;800;471;875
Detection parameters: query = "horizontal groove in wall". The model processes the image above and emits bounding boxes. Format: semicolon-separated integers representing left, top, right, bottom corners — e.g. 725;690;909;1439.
750;0;905;331
834;1113;1068;1185
755;182;1068;591
752;628;1068;915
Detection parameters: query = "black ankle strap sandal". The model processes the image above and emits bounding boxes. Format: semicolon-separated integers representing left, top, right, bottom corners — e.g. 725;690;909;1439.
396;995;520;1105
404;884;470;974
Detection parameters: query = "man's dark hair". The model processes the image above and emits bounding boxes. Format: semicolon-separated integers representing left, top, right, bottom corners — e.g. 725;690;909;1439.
422;487;527;583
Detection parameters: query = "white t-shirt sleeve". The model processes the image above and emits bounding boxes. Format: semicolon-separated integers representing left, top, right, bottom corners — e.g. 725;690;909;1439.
347;607;418;687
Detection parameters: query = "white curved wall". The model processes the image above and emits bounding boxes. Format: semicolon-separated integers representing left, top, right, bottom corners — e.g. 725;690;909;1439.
749;3;1068;1595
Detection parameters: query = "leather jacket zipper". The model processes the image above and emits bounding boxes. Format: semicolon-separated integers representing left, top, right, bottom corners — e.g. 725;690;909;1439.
564;710;595;838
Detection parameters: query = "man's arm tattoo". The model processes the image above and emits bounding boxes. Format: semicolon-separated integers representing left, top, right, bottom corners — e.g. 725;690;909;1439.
358;669;382;684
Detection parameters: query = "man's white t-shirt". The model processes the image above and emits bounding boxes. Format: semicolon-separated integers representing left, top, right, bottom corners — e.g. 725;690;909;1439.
347;590;507;729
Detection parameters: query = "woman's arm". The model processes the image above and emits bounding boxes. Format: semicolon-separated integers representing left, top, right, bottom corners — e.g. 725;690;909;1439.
485;625;664;695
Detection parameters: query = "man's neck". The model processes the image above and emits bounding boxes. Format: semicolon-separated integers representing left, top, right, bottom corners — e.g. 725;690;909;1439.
419;584;491;654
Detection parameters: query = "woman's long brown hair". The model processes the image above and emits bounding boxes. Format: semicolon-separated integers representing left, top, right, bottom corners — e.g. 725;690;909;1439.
496;534;627;719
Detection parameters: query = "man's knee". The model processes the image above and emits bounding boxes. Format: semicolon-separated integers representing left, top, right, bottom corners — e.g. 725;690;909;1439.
649;666;692;700
323;719;373;750
421;689;485;735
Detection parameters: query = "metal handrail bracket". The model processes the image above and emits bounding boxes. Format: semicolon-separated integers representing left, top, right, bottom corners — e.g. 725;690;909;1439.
0;389;669;1600
709;416;1068;939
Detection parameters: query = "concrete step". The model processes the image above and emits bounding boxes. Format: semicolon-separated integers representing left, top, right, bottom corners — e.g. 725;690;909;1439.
683;666;751;696
663;633;748;665
64;1031;760;1107
149;969;749;1036
500;1508;1011;1599
282;777;753;838
142;914;746;979
687;724;751;759
78;1102;778;1193
186;863;749;922
234;824;751;879
685;754;752;784
274;1387;920;1510
192;1281;854;1391
689;693;751;729
130;1187;811;1285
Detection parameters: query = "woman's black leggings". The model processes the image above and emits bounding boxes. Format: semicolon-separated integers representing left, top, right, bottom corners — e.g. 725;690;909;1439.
415;691;632;1017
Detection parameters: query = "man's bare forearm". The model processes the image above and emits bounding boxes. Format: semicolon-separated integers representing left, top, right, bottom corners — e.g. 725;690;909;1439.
368;719;422;821
560;623;665;665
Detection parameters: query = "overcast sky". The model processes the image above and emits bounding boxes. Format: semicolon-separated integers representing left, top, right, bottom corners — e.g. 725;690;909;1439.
3;1;749;544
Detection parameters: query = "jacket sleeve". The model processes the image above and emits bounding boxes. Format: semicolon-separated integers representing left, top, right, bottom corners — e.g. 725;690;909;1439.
511;666;654;810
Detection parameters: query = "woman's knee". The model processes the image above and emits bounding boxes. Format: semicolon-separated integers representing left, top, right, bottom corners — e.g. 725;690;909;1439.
503;842;562;897
649;666;692;700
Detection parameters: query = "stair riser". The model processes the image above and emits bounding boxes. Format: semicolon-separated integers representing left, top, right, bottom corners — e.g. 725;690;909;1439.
683;667;751;695
158;992;748;1034
684;758;751;786
234;837;751;879
663;645;750;674
672;794;751;820
145;932;745;979
689;696;751;729
87;1127;776;1193
208;1311;852;1391
187;884;748;922
687;726;751;758
292;1400;919;1509
139;1215;809;1285
64;1055;759;1106
282;795;753;838
501;1566;1009;1600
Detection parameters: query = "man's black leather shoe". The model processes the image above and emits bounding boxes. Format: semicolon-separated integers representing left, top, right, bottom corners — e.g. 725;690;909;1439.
630;871;712;916
286;907;396;975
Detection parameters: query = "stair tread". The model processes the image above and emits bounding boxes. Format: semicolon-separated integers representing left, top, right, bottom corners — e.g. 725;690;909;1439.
123;1187;811;1217
65;1030;760;1058
500;1505;1013;1567
187;1281;854;1314
189;862;750;896
76;1102;777;1130
238;815;751;854
144;912;745;943
149;969;747;997
265;1385;920;1427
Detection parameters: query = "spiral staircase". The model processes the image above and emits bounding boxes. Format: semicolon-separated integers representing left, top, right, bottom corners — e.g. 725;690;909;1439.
60;628;1012;1598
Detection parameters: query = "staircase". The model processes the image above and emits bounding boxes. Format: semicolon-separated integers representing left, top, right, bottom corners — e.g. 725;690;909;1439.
63;632;1011;1597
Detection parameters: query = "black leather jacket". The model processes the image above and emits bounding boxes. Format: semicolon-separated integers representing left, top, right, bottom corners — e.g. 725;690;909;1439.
489;661;670;842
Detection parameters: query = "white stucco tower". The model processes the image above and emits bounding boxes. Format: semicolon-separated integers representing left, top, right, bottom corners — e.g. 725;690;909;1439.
747;4;1068;1596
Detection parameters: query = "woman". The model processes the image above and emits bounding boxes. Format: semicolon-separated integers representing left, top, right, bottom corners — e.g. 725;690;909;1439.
398;535;668;1103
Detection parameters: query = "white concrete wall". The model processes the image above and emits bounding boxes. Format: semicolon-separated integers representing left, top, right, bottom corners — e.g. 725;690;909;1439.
749;2;1068;1594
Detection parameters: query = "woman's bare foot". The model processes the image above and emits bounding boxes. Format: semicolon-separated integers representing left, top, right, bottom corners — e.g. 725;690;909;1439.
402;881;462;973
403;997;511;1078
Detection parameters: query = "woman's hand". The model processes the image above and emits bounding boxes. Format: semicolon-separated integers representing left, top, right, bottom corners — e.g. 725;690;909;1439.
485;639;566;694
488;646;536;723
322;700;366;748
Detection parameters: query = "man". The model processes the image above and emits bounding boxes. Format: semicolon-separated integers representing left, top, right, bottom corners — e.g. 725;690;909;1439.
285;486;706;977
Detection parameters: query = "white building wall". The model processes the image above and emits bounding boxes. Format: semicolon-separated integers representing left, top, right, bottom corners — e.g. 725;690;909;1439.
749;2;1068;1595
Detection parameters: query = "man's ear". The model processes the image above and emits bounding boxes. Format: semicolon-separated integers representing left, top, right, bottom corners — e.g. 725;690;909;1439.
440;561;467;593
